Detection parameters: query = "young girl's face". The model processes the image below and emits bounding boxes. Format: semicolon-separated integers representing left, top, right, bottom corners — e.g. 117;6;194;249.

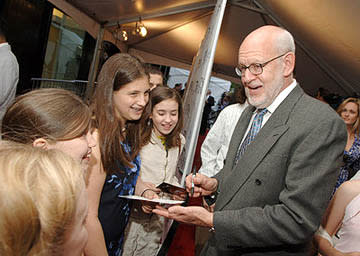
47;130;96;171
62;183;88;256
113;76;150;123
151;98;179;137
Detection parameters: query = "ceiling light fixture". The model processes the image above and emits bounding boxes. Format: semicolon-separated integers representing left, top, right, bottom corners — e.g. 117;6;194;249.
134;17;147;37
113;23;128;42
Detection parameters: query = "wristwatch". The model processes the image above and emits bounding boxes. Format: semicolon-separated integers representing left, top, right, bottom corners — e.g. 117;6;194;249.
209;226;215;233
204;190;218;206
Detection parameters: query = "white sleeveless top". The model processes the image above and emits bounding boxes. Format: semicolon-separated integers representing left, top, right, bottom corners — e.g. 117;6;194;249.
334;193;360;252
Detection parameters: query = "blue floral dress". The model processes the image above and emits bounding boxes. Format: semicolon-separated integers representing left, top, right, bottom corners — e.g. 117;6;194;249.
333;135;360;194
98;142;141;256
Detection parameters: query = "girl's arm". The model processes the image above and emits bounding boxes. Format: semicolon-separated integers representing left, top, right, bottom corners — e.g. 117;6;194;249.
84;130;108;256
135;177;160;213
314;181;360;256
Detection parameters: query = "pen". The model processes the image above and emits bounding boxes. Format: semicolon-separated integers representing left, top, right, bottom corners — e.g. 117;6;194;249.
191;167;196;196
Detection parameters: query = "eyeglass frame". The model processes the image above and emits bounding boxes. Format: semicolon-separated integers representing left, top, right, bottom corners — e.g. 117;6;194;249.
235;52;288;77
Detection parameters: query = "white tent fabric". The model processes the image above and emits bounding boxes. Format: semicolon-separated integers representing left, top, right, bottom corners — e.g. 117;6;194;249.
48;0;360;96
167;67;231;106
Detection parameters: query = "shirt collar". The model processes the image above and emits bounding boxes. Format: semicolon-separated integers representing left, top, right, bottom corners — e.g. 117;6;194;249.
262;79;297;114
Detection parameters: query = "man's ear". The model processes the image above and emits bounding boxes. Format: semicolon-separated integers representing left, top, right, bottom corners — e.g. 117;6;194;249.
32;138;49;149
283;52;295;77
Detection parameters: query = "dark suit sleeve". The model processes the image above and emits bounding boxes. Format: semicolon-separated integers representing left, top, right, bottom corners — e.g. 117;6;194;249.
212;115;346;249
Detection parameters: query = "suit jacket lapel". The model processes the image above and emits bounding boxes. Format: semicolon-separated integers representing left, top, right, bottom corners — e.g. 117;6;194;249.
216;85;304;210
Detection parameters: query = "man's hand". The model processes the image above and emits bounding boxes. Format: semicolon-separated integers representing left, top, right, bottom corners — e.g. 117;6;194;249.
152;205;214;228
185;173;218;197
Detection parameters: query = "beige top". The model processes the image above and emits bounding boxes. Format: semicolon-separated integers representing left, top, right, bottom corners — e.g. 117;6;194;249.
139;131;185;186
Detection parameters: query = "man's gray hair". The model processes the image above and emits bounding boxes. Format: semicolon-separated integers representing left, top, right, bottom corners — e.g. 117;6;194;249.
275;29;295;54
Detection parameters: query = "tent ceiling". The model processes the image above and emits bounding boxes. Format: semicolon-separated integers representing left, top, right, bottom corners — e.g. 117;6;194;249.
51;0;360;96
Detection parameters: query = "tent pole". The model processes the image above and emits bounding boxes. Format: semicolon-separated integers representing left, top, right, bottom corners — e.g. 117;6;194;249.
230;1;267;14
178;0;228;186
85;26;104;101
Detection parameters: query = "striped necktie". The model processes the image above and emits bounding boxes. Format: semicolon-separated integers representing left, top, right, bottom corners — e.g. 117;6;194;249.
233;108;268;167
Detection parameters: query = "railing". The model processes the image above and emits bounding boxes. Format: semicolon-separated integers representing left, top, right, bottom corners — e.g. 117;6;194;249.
31;78;88;98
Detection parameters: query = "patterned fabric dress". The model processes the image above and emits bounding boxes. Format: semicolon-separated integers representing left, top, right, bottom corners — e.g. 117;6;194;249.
333;135;360;194
98;142;141;256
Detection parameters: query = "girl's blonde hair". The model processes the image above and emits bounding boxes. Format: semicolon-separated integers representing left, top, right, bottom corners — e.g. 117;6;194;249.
337;97;360;133
0;141;85;255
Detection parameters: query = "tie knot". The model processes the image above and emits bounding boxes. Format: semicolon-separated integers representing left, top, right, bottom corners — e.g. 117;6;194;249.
257;108;268;116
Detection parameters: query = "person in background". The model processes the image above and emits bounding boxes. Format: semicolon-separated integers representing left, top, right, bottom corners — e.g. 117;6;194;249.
153;25;346;256
147;65;164;90
333;98;360;193
85;53;154;256
316;87;331;104
0;141;88;256
206;89;215;106
1;88;96;173
123;86;185;256
174;83;182;94
199;85;248;177
0;21;19;125
200;89;215;135
313;179;360;255
315;87;344;110
216;92;231;113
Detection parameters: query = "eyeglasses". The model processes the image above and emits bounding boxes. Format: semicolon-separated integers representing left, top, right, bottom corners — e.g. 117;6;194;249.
235;53;287;77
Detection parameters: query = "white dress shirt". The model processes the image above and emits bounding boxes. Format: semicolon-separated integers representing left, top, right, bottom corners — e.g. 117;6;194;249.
199;101;249;177
240;79;297;145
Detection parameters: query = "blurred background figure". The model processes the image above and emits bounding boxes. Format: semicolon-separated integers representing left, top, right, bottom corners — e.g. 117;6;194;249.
0;20;19;125
0;141;88;256
199;89;215;135
174;82;183;97
316;87;331;103
216;92;230;114
316;87;344;110
333;97;360;193
147;65;164;90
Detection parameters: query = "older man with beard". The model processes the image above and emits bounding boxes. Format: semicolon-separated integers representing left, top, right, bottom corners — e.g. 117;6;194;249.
153;25;347;256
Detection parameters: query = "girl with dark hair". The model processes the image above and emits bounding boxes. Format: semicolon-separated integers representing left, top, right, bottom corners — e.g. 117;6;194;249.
85;53;152;256
123;86;185;256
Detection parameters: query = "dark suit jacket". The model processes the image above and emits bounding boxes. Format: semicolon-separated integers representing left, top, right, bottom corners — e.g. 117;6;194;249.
201;85;347;256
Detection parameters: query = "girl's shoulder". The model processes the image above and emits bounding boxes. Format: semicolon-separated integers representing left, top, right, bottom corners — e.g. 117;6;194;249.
336;180;360;205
